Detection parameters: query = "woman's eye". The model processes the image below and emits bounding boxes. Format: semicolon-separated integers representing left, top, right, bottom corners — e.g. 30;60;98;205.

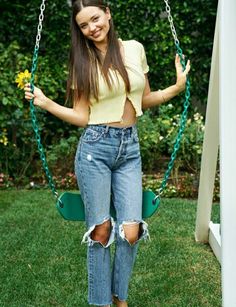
93;16;99;22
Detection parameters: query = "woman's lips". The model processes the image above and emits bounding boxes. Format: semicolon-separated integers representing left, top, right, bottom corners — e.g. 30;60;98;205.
92;30;101;38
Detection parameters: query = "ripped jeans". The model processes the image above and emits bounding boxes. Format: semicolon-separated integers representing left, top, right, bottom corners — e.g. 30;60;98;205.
75;125;149;306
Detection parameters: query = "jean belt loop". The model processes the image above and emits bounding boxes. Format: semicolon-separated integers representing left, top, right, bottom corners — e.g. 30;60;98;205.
104;125;109;135
131;125;135;136
122;128;125;137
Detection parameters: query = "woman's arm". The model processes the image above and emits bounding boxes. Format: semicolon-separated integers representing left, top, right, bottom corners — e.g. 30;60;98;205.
142;54;190;110
24;83;89;127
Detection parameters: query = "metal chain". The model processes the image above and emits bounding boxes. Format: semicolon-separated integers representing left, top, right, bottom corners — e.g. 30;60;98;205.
163;0;180;46
35;1;46;49
153;0;191;203
29;0;58;199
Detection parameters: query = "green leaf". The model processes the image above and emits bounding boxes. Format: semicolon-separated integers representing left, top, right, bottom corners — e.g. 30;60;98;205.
2;97;9;105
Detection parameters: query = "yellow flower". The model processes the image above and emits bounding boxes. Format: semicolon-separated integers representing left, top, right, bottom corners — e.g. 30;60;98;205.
0;130;8;146
15;69;31;89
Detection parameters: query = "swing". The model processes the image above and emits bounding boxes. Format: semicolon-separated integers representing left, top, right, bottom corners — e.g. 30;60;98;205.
29;0;190;221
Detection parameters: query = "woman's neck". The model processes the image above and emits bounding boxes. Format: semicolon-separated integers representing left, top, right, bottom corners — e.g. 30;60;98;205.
94;40;108;55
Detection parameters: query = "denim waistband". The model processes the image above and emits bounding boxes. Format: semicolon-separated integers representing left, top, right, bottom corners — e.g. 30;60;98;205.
86;124;137;137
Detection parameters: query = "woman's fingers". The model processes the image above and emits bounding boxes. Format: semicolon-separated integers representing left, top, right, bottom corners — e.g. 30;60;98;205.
175;54;191;75
176;53;186;62
24;83;32;92
182;59;191;77
175;54;191;92
185;59;191;74
175;54;183;73
25;92;34;99
24;83;35;101
23;85;47;108
25;93;35;101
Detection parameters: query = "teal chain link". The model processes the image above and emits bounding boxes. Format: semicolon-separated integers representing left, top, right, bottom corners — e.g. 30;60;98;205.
29;0;190;204
29;0;58;199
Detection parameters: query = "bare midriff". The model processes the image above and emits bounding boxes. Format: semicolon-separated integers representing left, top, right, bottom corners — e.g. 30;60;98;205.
105;98;137;128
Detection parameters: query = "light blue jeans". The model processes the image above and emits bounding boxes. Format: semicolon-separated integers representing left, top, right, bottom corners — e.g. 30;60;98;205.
75;125;149;306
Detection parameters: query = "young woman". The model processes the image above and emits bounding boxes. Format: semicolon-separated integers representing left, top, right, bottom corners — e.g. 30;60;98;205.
24;0;190;306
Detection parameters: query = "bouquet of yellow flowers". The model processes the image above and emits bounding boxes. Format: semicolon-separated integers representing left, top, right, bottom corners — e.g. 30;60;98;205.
15;70;32;89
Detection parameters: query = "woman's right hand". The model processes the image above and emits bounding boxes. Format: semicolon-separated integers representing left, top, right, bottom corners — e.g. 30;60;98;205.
24;83;49;110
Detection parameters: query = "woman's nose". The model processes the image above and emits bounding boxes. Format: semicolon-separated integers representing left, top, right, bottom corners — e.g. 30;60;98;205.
89;23;96;33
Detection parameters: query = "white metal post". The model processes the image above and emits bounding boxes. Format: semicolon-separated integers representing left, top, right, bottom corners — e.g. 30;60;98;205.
220;0;236;305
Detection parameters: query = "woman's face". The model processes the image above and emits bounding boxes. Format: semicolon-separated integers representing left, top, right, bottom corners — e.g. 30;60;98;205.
76;6;111;45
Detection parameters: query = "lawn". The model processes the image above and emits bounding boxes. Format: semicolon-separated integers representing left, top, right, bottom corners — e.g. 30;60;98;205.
0;190;221;307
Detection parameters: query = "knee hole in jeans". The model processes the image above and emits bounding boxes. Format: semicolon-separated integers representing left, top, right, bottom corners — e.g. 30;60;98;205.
91;219;111;246
122;222;143;245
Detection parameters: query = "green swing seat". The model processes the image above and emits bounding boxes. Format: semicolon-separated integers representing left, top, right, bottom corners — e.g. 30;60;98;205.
56;190;160;221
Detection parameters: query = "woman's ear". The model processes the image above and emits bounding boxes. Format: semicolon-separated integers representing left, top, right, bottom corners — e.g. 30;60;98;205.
105;7;111;20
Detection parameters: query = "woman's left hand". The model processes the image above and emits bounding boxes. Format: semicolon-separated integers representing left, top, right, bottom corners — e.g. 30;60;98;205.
175;54;191;93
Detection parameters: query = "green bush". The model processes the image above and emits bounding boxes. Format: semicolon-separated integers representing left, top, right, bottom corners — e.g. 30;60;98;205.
0;42;34;182
0;41;76;183
138;107;204;173
47;134;82;176
137;111;161;171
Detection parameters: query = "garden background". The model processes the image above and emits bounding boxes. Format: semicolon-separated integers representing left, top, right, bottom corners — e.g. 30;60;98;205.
0;0;218;198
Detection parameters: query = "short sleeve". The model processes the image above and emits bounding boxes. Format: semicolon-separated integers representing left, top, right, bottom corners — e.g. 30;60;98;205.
140;43;149;74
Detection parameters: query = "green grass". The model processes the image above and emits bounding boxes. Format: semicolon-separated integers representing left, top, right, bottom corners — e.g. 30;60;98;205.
0;190;221;307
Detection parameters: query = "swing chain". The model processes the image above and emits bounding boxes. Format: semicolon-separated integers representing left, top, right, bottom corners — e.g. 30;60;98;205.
29;0;59;200
163;0;180;47
36;0;46;49
153;0;191;204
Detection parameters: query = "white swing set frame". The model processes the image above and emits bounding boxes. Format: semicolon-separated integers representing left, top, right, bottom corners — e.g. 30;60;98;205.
195;0;236;305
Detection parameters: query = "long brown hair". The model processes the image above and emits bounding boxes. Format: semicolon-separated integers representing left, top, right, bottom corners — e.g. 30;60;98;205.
66;0;130;105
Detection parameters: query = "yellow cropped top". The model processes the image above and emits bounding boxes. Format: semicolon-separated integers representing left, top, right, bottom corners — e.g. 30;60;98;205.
88;39;149;125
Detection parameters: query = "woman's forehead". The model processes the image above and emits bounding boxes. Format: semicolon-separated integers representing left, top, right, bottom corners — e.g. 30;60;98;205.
75;6;103;24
